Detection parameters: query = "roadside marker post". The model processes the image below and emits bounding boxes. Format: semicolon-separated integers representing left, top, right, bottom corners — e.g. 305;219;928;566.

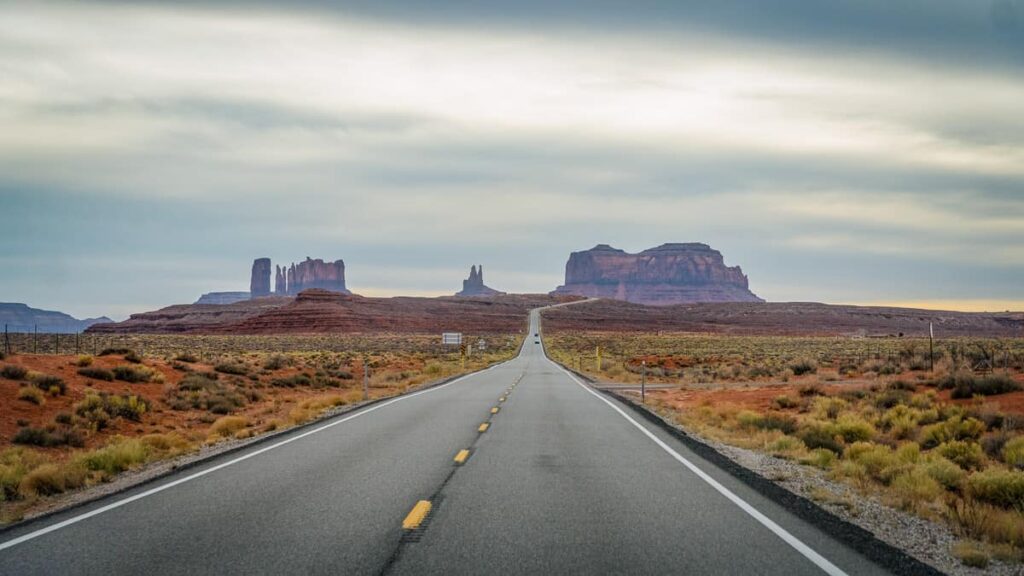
641;360;646;404
363;358;369;401
929;322;935;373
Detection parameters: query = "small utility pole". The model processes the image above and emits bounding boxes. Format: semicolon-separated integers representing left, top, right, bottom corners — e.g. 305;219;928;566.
596;346;602;372
929;322;935;373
33;325;37;354
641;360;647;404
362;358;369;401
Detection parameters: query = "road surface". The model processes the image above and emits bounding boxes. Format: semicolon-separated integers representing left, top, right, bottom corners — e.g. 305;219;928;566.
1;308;898;575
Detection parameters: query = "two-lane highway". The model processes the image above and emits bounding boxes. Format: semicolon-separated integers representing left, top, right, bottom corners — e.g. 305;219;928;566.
1;308;898;575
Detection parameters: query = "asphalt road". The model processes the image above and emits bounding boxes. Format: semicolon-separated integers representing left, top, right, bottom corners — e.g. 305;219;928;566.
0;308;896;575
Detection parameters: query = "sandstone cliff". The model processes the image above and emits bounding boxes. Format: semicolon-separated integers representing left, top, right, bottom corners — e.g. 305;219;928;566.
551;243;762;305
284;257;349;295
250;258;271;297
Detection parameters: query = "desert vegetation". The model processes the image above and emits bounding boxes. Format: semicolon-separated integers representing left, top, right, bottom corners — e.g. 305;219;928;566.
0;333;519;523
547;331;1024;567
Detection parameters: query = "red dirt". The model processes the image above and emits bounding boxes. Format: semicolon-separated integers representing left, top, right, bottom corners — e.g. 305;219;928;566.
0;352;420;456
88;292;580;335
543;299;1024;337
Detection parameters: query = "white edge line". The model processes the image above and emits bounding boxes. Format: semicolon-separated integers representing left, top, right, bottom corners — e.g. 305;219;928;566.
0;361;508;552
552;361;848;576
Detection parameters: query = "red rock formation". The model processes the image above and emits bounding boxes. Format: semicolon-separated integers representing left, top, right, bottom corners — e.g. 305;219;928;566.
455;265;504;297
250;258;271;297
275;265;286;295
551;243;762;305
284;257;349;295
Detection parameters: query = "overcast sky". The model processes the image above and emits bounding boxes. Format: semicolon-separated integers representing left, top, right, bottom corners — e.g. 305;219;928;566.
2;1;1024;319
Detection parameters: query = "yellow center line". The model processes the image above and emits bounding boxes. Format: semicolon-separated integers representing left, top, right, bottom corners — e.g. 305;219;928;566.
454;449;471;465
402;500;432;530
491;407;500;414
499;397;506;402
478;423;490;432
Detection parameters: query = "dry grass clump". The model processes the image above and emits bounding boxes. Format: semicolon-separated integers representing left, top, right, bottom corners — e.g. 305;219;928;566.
76;367;114;381
1;364;28;380
209;416;249;438
17;386;45;406
112;364;161;383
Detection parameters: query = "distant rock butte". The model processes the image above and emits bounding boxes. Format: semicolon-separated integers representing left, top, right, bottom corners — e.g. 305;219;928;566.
284;257;350;295
455;265;504;297
195;292;251;305
551;243;762;305
250;258;271;297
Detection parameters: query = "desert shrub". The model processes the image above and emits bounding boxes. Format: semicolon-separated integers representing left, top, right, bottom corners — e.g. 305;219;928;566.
874;389;910;409
952;541;990;568
30;373;66;395
800;448;837;469
77;438;149;475
74;393;148;429
263;354;291;370
938;441;986;471
789;358;818;376
798;421;843;453
834;415;875;443
0;351;4;361
919;416;986;448
13;428;51;446
925;456;966;489
331;369;354;380
75;355;93;367
12;427;83;448
112;364;157;383
270;374;311;388
773;395;798;409
812;397;847;420
1;365;28;380
124;351;143;363
845;442;902;483
888;379;917;391
209;415;249;438
424;362;442;375
1004;436;1024;469
950;374;1022;399
174;352;198;363
967;469;1024;511
77;367;114;381
767;435;805;457
797;383;824;397
935;370;1021;396
140;433;192;456
17;386;45;405
736;411;798;434
98;347;134;356
169;374;246;414
214;362;248;376
890;467;943;510
18;463;86;497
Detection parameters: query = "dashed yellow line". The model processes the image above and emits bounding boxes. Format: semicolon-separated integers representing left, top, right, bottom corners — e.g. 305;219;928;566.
499;396;506;403
491;407;500;414
454;449;471;465
402;500;432;530
478;423;490;433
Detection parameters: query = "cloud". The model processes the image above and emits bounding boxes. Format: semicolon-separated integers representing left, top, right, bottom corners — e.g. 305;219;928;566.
0;1;1022;317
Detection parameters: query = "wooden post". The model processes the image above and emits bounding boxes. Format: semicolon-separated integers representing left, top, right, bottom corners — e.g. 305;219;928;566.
641;360;646;404
365;358;372;399
929;322;934;373
33;325;37;354
596;346;601;372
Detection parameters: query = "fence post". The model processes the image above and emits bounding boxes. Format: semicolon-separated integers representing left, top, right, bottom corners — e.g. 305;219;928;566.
641;360;646;404
33;325;37;354
363;358;369;401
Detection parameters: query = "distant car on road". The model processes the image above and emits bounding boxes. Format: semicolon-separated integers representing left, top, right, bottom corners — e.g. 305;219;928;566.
535;340;540;345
